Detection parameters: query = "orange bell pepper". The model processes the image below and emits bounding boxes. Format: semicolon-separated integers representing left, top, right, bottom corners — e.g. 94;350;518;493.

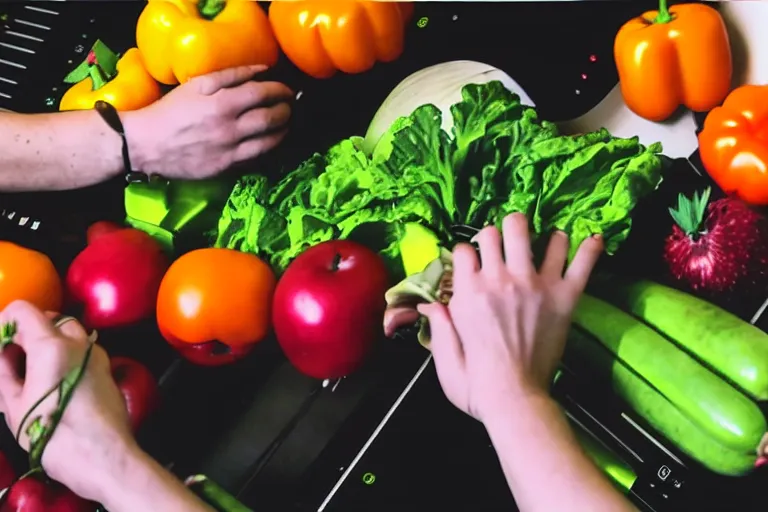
59;40;161;112
136;0;279;86
614;0;732;122
698;85;768;206
268;1;413;79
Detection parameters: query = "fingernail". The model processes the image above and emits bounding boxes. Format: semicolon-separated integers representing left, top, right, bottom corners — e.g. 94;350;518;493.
591;233;602;240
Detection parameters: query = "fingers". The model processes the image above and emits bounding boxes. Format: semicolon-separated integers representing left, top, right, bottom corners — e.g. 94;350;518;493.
472;225;505;276
193;65;268;95
564;235;604;294
225;81;295;116
451;243;479;290
502;213;535;277
236;102;292;141
45;312;89;342
417;303;465;379
0;301;57;350
233;128;289;163
540;231;569;280
54;317;89;343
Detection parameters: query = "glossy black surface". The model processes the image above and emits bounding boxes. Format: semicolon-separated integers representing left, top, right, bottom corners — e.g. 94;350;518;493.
2;2;768;512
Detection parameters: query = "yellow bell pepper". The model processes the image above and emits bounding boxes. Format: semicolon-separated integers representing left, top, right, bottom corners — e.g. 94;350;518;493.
136;0;279;85
59;40;161;112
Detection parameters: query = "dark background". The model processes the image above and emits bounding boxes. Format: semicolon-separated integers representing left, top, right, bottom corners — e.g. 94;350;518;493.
1;1;767;511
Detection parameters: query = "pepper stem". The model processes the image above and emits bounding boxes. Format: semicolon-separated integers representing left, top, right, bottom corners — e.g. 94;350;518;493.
62;40;119;91
654;0;674;24
88;64;110;91
198;0;226;20
668;188;711;239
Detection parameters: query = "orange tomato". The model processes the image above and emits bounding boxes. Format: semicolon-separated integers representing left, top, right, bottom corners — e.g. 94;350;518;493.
0;242;63;312
156;248;276;365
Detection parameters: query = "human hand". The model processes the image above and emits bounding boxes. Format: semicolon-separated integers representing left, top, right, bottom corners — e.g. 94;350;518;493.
124;65;293;179
0;301;135;504
418;213;603;423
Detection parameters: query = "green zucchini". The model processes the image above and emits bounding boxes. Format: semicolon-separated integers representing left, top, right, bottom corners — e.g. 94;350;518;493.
592;279;768;401
569;416;637;493
564;328;756;476
573;294;766;454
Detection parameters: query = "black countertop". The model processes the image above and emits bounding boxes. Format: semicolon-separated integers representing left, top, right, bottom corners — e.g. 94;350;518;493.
2;2;768;511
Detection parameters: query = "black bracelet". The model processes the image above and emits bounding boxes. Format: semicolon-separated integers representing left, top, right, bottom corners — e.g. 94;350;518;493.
94;100;150;184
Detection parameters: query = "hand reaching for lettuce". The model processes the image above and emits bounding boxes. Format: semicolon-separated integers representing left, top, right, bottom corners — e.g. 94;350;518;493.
214;80;665;276
392;214;603;420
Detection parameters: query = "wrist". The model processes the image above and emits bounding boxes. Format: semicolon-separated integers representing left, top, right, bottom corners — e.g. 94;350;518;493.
481;385;556;433
120;109;152;173
93;440;154;510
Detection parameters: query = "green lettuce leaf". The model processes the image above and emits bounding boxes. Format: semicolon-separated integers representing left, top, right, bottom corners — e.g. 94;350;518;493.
214;80;664;275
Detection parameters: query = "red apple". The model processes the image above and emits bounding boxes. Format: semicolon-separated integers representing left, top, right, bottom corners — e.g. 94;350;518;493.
273;240;390;380
66;227;169;330
1;477;95;512
110;357;160;432
85;221;123;246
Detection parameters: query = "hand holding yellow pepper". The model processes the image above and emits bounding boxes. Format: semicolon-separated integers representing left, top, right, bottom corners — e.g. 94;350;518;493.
59;40;161;112
136;0;279;85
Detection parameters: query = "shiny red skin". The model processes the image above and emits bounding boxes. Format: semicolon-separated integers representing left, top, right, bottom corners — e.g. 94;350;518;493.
2;478;95;512
110;357;160;432
273;240;390;380
0;452;15;491
163;337;254;366
85;221;123;245
66;228;169;330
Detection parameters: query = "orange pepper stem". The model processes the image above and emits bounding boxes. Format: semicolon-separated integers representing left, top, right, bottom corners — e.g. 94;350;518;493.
197;0;226;20
654;0;674;24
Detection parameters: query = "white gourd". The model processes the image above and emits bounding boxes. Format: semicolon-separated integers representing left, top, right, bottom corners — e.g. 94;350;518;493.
363;60;536;153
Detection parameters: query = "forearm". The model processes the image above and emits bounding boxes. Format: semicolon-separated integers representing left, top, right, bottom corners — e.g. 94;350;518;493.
0;110;143;192
97;445;212;512
484;392;636;512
